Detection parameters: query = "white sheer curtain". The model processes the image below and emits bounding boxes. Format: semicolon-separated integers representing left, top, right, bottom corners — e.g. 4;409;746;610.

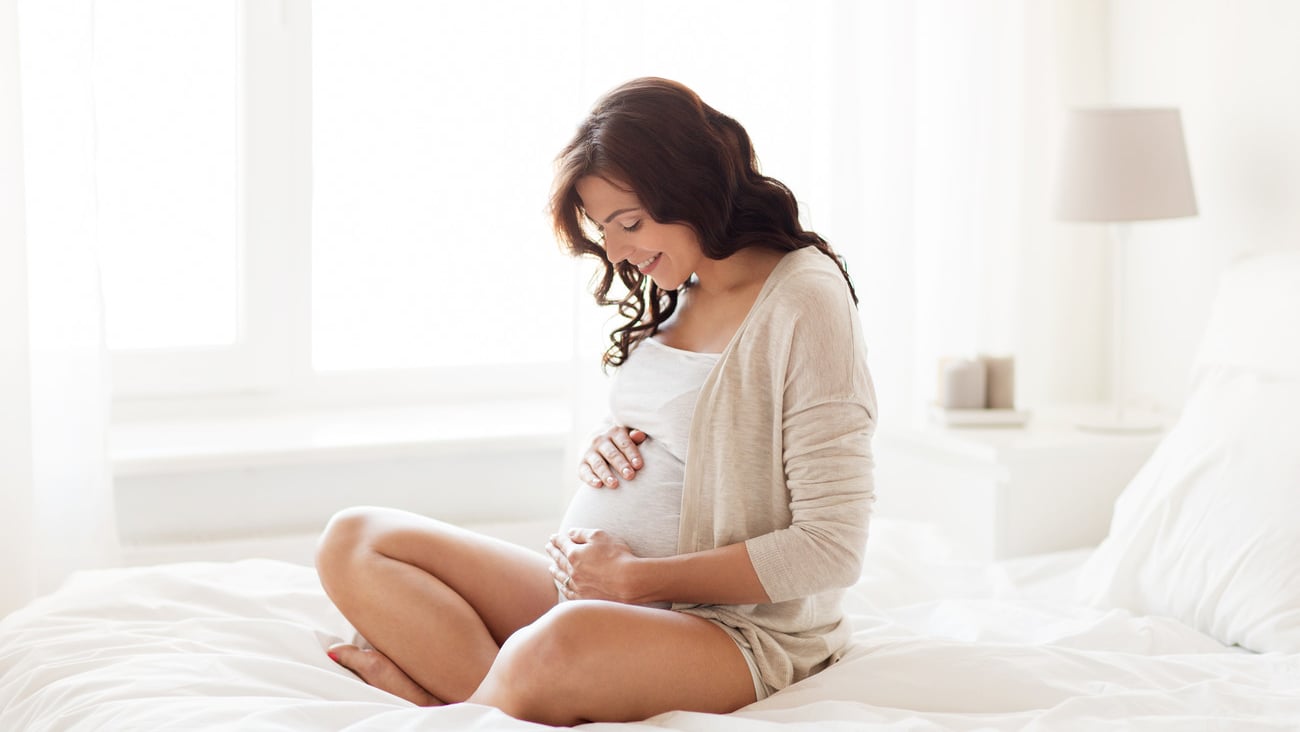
569;1;1070;442
1;0;118;617
1;0;36;616
840;0;1105;421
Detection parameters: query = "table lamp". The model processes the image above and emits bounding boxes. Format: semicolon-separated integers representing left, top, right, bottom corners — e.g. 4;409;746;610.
1052;107;1198;433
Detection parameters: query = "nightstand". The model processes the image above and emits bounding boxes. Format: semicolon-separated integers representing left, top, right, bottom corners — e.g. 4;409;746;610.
871;405;1164;560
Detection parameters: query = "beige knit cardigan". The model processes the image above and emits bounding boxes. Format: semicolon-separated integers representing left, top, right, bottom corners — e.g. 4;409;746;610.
674;245;877;692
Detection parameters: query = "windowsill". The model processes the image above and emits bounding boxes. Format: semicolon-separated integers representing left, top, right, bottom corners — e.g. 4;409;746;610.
120;518;560;567
110;397;573;477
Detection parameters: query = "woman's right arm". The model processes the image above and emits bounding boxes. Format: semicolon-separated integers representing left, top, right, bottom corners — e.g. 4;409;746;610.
578;425;647;488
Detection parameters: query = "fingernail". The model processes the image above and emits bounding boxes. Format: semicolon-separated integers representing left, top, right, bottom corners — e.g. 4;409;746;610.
605;477;616;485
591;479;601;486
622;468;633;478
632;458;641;467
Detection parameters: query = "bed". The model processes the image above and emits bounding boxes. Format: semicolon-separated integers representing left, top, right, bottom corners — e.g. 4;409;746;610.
3;251;1299;730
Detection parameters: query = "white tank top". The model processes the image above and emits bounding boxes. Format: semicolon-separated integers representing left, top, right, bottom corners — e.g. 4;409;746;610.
559;337;719;603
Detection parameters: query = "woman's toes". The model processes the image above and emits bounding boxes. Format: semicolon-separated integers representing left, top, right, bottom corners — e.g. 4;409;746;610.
327;643;386;681
326;643;441;707
325;647;366;676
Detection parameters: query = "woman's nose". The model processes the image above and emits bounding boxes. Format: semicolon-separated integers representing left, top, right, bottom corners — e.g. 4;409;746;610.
603;234;631;264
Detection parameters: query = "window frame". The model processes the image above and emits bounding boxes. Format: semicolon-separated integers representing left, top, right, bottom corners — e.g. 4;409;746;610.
110;0;576;417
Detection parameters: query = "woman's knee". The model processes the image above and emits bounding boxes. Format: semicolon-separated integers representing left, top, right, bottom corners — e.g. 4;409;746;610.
508;601;599;663
473;602;605;722
315;506;383;587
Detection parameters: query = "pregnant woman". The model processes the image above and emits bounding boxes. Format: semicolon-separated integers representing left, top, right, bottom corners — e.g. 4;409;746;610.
316;77;877;726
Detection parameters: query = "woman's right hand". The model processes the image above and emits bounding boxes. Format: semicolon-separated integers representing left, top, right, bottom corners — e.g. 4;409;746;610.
579;425;648;488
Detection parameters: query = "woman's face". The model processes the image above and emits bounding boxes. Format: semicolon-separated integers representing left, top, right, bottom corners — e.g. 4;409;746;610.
575;175;702;291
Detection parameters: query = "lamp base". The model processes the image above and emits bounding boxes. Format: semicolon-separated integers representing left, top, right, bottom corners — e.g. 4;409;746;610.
1074;409;1163;434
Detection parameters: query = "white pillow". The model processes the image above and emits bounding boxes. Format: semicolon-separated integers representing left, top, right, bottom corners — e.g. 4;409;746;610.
1076;250;1300;653
1192;250;1300;381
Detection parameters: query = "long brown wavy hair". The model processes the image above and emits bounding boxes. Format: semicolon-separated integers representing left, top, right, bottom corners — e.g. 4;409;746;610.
550;77;858;369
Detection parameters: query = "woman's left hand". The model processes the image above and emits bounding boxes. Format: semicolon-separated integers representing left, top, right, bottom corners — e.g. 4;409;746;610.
546;528;639;604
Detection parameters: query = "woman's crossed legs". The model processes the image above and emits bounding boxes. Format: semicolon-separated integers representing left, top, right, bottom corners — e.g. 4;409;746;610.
315;506;756;726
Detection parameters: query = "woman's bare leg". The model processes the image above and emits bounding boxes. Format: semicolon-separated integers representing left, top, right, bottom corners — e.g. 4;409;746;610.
468;600;758;726
315;506;557;704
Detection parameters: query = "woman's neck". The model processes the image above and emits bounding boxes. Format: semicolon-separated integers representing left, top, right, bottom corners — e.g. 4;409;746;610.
691;247;785;298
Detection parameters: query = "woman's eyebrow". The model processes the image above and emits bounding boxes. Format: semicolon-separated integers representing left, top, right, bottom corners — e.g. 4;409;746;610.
602;207;640;224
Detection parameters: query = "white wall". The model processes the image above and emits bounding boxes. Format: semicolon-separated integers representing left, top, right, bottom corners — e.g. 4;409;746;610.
1108;0;1300;412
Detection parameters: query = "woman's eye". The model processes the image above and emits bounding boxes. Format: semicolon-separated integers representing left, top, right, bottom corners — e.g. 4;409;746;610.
621;221;642;233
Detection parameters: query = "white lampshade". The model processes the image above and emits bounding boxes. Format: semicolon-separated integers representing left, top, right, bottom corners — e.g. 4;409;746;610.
1053;108;1198;222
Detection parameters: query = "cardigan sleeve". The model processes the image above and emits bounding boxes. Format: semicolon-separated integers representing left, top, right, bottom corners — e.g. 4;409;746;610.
743;274;877;603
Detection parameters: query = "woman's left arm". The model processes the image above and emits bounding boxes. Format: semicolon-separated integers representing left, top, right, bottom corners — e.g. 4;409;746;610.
547;529;770;605
736;272;877;603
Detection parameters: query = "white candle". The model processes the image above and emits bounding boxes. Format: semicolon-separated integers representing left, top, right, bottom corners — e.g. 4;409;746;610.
982;355;1016;409
941;358;987;409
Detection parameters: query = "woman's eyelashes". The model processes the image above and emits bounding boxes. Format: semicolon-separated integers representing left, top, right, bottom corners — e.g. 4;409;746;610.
584;219;639;242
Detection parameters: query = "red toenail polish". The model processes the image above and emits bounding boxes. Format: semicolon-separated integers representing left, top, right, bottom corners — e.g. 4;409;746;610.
327;651;339;662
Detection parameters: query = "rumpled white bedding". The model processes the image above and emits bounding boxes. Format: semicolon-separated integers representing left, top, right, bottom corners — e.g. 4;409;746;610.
3;519;1299;731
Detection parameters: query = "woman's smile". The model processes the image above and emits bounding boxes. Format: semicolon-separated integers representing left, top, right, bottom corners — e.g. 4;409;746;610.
635;252;662;273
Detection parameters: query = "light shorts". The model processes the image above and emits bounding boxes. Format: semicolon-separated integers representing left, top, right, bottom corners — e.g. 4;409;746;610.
729;630;775;702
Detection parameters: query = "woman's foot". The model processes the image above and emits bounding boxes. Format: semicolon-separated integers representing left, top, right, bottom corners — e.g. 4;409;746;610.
327;643;443;706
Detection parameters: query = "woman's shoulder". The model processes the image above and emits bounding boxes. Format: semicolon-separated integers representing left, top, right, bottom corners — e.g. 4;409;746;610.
720;246;863;367
759;247;856;318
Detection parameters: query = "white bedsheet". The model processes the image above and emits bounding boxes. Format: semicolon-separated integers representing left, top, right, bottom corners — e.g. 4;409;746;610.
3;519;1299;731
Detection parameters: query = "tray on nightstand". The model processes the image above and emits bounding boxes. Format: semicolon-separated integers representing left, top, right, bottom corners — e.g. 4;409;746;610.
929;405;1032;428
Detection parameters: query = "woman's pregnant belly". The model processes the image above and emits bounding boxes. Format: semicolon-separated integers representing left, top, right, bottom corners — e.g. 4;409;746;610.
558;439;684;560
